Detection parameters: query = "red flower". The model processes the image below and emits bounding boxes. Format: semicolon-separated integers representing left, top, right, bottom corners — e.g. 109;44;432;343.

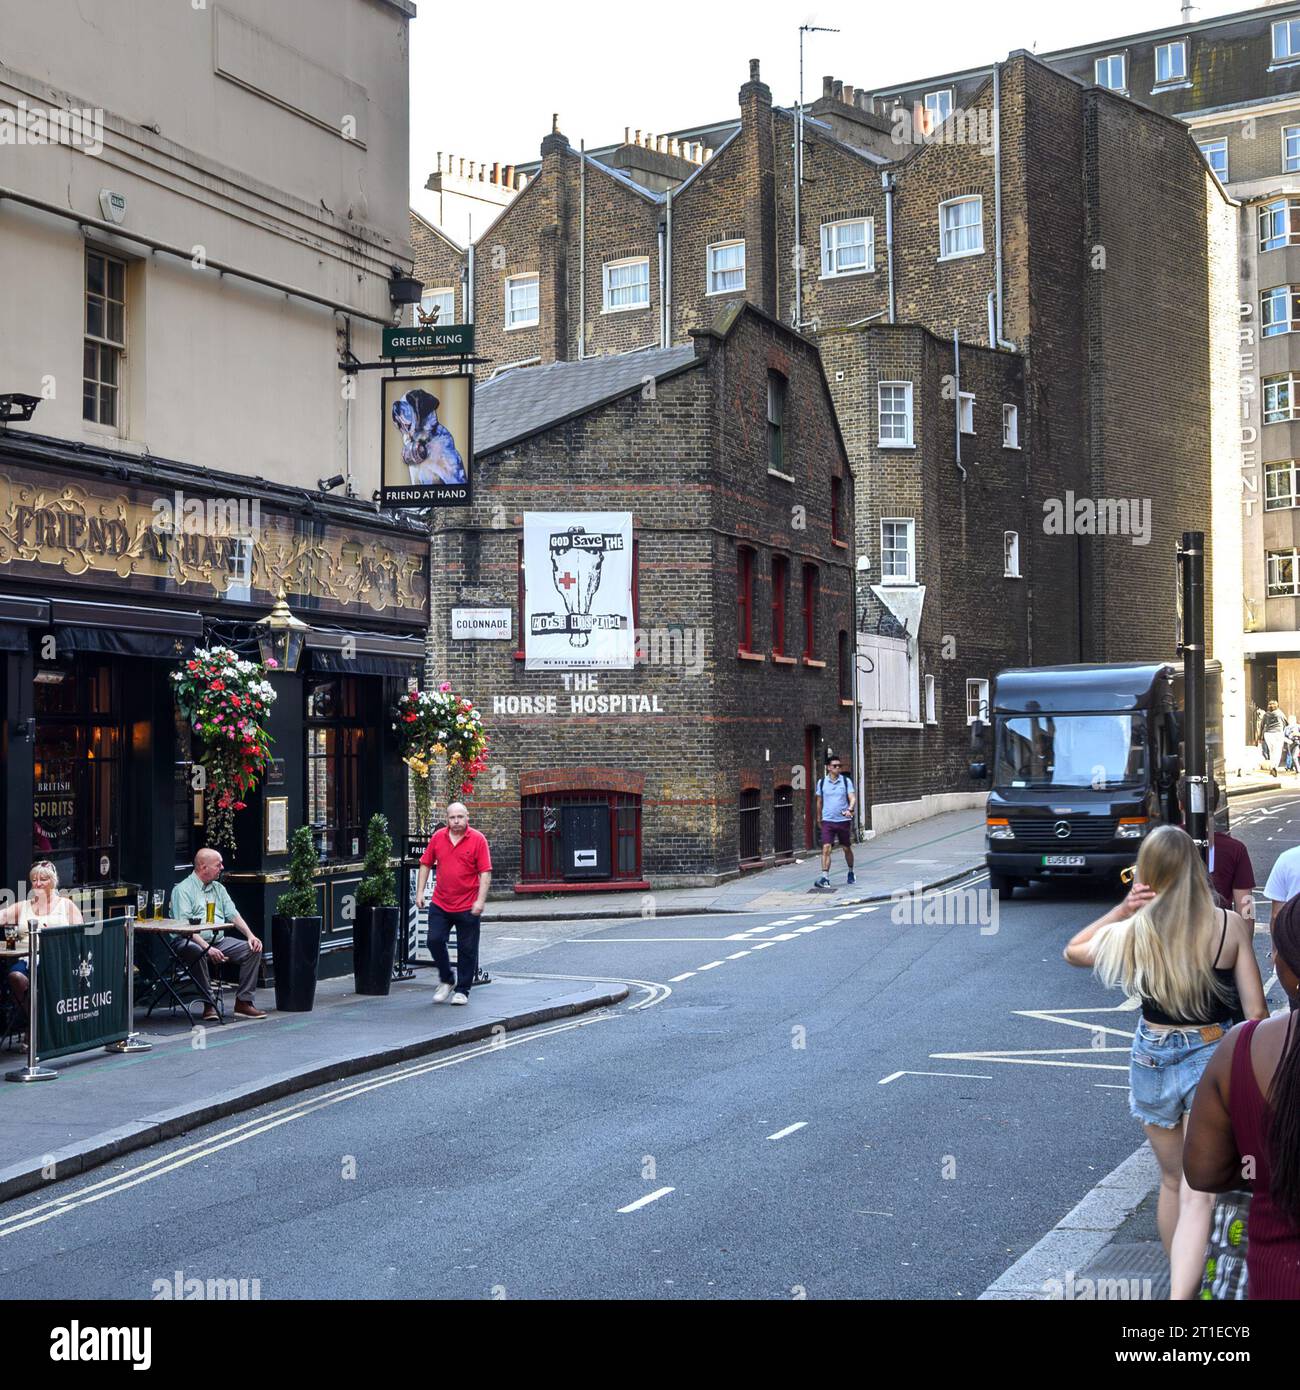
233;801;247;811
210;679;225;692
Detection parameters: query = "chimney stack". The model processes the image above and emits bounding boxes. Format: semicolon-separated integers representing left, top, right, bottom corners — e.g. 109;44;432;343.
843;84;855;105
823;75;834;99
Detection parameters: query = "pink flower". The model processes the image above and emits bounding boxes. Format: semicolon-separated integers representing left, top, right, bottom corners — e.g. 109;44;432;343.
439;682;451;693
266;658;279;669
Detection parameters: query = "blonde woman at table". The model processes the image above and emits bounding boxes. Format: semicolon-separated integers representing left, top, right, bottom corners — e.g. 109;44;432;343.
0;861;83;1018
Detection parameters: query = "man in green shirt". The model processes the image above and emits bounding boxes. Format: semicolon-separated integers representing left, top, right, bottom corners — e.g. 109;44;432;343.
170;847;266;1020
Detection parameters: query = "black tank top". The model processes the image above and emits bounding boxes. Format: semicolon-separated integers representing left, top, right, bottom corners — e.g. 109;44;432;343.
1140;910;1243;1027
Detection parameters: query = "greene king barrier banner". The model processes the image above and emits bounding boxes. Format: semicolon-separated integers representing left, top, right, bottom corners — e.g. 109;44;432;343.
523;512;635;670
36;921;130;1059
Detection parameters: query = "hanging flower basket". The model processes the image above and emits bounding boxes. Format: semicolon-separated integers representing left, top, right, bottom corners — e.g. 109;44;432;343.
393;682;489;836
172;646;278;854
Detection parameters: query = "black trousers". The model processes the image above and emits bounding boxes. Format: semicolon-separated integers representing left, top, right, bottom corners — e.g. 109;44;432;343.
426;905;481;994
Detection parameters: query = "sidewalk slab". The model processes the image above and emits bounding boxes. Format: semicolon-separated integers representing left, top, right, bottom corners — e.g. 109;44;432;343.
0;972;624;1205
486;807;989;921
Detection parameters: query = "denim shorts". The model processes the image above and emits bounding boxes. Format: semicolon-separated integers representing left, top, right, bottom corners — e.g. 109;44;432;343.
1129;1021;1224;1129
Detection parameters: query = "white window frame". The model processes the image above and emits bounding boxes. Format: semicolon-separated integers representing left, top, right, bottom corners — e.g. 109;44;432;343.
958;391;975;435
1266;461;1300;512
602;256;650;313
924;673;937;725
966;678;989;726
706;239;745;296
1094;54;1126;92
1274;18;1300;64
1004;530;1021;579
224;536;254;603
84;246;127;431
1267;548;1300;597
1265;374;1300;424
923;89;953;130
504;273;539;330
1260;198;1300;253
1198;138;1228;182
1262;285;1300;338
819;218;874;278
938;195;984;261
415;287;455;328
1285;125;1300;174
878;381;914;448
1154;41;1187;86
880;517;916;586
1002;403;1020;449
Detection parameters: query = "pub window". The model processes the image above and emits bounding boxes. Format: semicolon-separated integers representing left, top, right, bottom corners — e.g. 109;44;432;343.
306;675;367;861
33;655;122;888
84;248;126;428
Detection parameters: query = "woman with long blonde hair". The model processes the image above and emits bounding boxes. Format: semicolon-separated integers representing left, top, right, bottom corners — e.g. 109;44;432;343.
1065;825;1267;1298
0;861;83;1021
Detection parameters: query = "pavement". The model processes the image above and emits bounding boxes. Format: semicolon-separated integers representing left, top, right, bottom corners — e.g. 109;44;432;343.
0;972;626;1206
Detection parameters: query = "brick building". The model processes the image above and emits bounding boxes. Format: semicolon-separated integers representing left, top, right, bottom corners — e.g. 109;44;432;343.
431;302;854;890
417;46;1235;830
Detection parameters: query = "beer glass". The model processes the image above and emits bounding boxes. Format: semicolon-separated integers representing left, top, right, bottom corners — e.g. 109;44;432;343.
205;899;216;926
151;889;165;920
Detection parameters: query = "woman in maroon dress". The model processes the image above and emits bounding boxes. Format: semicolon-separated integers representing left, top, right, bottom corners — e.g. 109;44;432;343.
1186;896;1300;1298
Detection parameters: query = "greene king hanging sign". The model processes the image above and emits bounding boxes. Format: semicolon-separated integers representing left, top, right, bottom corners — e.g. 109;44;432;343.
523;512;634;670
382;325;474;357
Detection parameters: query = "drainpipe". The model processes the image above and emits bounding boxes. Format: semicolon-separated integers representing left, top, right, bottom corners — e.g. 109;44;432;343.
579;140;586;360
658;220;667;348
882;171;896;324
954;327;967;482
666;186;673;344
987;291;997;349
992;64;1016;351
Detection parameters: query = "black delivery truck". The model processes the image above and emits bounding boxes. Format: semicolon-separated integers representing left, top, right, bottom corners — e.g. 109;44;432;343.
970;661;1225;900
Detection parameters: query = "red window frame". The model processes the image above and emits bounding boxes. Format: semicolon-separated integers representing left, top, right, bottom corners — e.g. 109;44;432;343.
771;554;788;655
737;546;755;653
519;791;642;882
517;536;639;661
802;563;819;658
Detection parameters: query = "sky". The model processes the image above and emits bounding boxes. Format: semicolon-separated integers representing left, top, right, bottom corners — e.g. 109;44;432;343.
408;0;1256;206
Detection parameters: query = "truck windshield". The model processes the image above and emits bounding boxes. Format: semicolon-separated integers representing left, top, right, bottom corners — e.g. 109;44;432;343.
994;713;1147;789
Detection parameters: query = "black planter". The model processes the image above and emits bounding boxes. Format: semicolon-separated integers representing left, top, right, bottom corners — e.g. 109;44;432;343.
271;915;322;1012
353;905;400;995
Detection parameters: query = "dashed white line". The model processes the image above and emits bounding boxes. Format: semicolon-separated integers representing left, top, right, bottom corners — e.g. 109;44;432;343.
668;972;695;983
752;941;777;950
796;925;825;933
772;933;799;941
878;1069;994;1085
767;1122;808;1141
618;1187;675;1214
726;950;751;960
696;960;726;971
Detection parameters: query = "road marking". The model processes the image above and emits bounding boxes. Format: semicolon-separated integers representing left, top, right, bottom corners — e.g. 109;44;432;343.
726;950;750;960
740;925;779;935
767;1121;808;1141
668;972;695;982
618;1187;674;1214
853;1209;896;1218
795;925;824;934
752;941;777;950
696;960;726;971
1094;1084;1129;1090
878;1069;993;1085
563;937;739;943
932;1047;1128;1072
772;933;799;941
786;914;813;921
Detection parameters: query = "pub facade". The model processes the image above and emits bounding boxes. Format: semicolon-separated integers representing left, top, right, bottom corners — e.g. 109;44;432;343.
0;428;428;977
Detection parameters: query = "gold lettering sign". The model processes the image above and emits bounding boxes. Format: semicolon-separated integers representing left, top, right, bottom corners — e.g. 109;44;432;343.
0;466;428;622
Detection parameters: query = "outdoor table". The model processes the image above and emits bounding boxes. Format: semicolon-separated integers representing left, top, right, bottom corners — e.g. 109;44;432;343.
134;920;227;1024
0;945;30;1046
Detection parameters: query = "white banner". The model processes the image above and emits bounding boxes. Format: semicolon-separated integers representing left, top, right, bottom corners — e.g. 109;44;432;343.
523;512;634;670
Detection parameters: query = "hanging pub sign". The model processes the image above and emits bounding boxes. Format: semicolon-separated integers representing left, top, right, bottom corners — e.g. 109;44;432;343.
523;512;635;670
382;325;474;358
380;374;473;508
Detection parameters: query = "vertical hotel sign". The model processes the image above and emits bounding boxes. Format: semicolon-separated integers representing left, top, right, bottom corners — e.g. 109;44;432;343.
522;512;634;670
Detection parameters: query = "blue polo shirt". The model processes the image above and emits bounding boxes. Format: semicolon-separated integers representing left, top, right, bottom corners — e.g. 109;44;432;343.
818;773;854;822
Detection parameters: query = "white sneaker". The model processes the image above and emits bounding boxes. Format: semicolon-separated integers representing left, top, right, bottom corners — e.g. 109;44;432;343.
432;983;453;1003
449;991;469;1005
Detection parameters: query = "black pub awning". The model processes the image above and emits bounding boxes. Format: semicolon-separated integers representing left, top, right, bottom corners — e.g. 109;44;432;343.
49;599;203;660
306;629;424;677
0;595;50;652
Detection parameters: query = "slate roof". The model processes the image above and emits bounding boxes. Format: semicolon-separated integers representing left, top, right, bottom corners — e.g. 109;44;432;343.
474;343;700;455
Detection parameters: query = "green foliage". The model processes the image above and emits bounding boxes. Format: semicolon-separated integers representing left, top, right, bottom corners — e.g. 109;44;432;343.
275;826;320;918
356;813;397;909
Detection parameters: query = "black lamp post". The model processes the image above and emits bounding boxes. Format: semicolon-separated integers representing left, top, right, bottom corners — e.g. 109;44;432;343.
254;590;309;673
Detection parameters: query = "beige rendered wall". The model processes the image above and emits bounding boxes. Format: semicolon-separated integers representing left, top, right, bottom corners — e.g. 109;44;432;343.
0;0;414;495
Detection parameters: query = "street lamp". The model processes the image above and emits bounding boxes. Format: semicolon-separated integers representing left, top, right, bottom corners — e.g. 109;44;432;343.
254;589;309;673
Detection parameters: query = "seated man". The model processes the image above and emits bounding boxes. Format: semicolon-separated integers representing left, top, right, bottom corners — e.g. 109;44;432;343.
170;848;267;1021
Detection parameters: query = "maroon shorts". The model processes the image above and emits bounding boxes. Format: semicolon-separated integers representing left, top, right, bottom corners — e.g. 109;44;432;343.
821;819;853;847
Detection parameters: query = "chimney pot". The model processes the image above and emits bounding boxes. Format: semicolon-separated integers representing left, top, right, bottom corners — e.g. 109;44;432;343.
493;161;500;183
704;147;714;161
832;80;843;100
624;126;630;144
823;75;833;98
670;138;679;157
504;164;515;187
517;172;528;190
458;157;465;176
749;58;760;83
843;84;855;105
552;113;560;134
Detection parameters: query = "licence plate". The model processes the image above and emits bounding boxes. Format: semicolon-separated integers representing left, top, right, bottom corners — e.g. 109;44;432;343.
1042;854;1086;867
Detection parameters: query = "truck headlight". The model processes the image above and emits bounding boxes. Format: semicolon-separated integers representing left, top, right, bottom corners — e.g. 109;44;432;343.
987;818;1015;840
1116;818;1148;840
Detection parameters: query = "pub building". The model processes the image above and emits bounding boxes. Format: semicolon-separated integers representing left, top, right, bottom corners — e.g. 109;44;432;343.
0;427;429;979
433;301;856;891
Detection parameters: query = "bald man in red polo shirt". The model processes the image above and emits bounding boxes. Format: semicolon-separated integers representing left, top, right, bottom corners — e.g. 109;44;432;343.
415;802;492;1004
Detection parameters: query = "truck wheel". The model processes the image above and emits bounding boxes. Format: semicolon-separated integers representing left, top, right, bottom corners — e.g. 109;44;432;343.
988;873;1017;901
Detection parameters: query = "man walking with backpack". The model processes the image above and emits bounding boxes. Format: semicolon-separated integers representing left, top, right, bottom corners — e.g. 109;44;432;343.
814;756;857;888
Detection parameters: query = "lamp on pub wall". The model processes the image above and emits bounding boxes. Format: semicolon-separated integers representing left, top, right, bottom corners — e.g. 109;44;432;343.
254;588;309;674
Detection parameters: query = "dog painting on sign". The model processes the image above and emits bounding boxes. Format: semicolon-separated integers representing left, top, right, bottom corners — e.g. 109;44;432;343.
391;388;466;487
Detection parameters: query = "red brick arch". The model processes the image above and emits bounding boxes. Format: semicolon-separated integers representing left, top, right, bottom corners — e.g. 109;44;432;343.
520;767;646;798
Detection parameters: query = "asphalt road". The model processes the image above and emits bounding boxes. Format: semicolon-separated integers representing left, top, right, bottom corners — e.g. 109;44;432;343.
0;789;1292;1300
